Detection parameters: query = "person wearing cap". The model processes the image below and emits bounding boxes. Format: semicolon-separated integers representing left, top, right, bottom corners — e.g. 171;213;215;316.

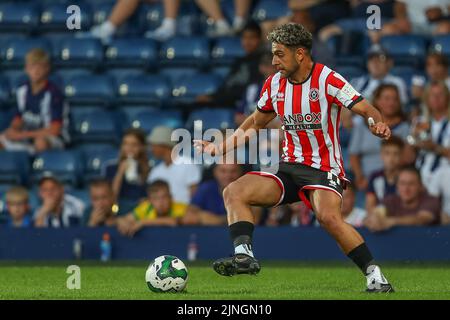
33;173;85;228
351;44;408;105
101;128;149;213
147;126;202;205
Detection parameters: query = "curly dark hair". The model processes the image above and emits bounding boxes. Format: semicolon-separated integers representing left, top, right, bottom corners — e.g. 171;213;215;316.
267;23;313;51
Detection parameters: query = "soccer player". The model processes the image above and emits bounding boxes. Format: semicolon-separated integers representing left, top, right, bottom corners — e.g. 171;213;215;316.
194;23;394;293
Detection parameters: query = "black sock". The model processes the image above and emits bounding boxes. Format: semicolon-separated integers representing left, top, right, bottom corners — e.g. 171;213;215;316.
229;221;254;253
347;243;375;275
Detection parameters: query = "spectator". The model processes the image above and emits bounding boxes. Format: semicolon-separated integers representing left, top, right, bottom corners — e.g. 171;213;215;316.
147;126;202;205
349;83;409;190
183;163;243;226
4;186;32;228
342;183;367;228
90;0;252;43
351;44;408;104
413;81;450;184
34;174;85;228
84;179;117;227
102;128;150;209
428;166;450;225
0;48;69;154
117;180;186;237
369;0;450;43
196;21;263;108
265;202;315;226
364;166;441;232
366;136;404;215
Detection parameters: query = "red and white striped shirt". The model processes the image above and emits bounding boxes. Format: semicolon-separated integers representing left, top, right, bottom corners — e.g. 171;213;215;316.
257;62;363;179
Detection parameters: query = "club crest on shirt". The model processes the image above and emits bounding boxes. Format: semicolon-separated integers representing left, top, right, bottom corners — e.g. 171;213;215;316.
309;88;319;102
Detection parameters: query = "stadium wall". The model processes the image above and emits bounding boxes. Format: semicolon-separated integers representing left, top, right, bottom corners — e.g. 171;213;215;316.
1;227;450;261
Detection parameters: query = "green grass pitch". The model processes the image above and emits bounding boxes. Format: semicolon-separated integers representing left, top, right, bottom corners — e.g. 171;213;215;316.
1;261;450;300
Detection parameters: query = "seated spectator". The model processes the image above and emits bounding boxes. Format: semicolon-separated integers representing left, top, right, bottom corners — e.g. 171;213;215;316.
34;174;85;228
4;186;32;228
147;126;202;205
349;83;409;190
265;202;315;227
412;81;450;184
369;0;450;43
90;0;252;43
364;166;441;232
412;52;450;108
428;166;450;225
0;48;69;154
366;136;404;215
102;128;149;209
183;163;243;226
351;44;408;104
342;183;366;228
117;180;186;237
84;179;117;227
196;21;263;108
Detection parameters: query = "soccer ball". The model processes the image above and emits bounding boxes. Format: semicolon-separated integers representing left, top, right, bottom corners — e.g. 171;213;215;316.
145;255;188;293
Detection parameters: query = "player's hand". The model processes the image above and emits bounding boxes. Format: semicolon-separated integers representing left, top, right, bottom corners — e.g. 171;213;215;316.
368;120;391;140
193;140;220;156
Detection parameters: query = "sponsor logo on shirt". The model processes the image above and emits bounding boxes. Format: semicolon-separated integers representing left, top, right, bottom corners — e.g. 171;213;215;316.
280;112;322;130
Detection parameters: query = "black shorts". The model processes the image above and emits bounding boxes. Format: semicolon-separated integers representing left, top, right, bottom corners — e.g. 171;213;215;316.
247;162;345;209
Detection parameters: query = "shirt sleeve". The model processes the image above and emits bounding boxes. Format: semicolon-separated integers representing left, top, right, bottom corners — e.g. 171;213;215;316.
419;195;442;224
256;75;275;113
190;183;207;209
427;169;442;197
327;71;363;110
50;88;64;123
367;173;376;194
133;201;148;221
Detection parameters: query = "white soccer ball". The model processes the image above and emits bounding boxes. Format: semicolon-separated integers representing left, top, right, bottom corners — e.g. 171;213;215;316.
145;255;189;293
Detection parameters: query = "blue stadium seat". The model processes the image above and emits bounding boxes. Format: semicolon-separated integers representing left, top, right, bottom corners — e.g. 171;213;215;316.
171;73;222;104
71;109;120;144
1;38;52;68
105;38;157;68
430;35;450;58
186;108;234;131
0;109;13;131
160;36;210;67
115;74;171;105
40;3;92;32
126;109;183;134
32;150;82;186
334;66;365;81
54;68;94;87
159;66;199;84
379;35;426;67
390;66;420;88
55;38;103;68
211;37;245;65
91;0;115;26
64;74;115;106
0;151;30;185
252;0;290;22
0;76;11;107
106;68;146;80
80;145;118;182
211;66;231;79
0;2;40;32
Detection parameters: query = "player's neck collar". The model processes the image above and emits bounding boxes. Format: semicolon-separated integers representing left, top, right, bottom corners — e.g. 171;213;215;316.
288;61;316;85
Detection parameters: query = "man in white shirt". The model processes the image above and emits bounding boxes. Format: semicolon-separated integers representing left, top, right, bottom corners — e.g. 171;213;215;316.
147;126;202;204
351;44;408;105
428;166;450;225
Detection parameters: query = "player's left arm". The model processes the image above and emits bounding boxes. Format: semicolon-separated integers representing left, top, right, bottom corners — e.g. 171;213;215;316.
351;99;391;140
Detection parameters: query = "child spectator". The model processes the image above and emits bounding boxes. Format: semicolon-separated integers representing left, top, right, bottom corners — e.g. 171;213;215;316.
84;179;117;227
117;180;186;237
4;186;32;228
0;48;69;154
366;136;404;215
364;166;441;232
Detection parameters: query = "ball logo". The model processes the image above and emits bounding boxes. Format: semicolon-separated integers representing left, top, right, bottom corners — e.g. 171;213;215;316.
309;88;319;102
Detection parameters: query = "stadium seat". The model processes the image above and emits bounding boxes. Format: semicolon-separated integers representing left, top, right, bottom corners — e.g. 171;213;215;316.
67;188;91;207
159;66;199;84
32;150;82;186
40;3;92;32
0;76;11;107
379;35;426;67
390;66;420;88
252;0;290;22
115;74;171;105
0;151;30;185
91;0;115;26
160;36;210;67
105;38;157;68
80;145;118;183
211;37;245;65
0;2;40;32
430;35;450;58
126;109;183;134
106;68;146;80
55;38;103;69
171;73;222;104
71;109;120;144
334;66;365;81
186;108;234;131
0;109;13;131
1;38;52;68
211;66;231;79
64;74;115;106
54;68;94;87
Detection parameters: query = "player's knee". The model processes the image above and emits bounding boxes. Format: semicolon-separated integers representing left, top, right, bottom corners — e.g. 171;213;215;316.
316;212;343;230
223;181;245;206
